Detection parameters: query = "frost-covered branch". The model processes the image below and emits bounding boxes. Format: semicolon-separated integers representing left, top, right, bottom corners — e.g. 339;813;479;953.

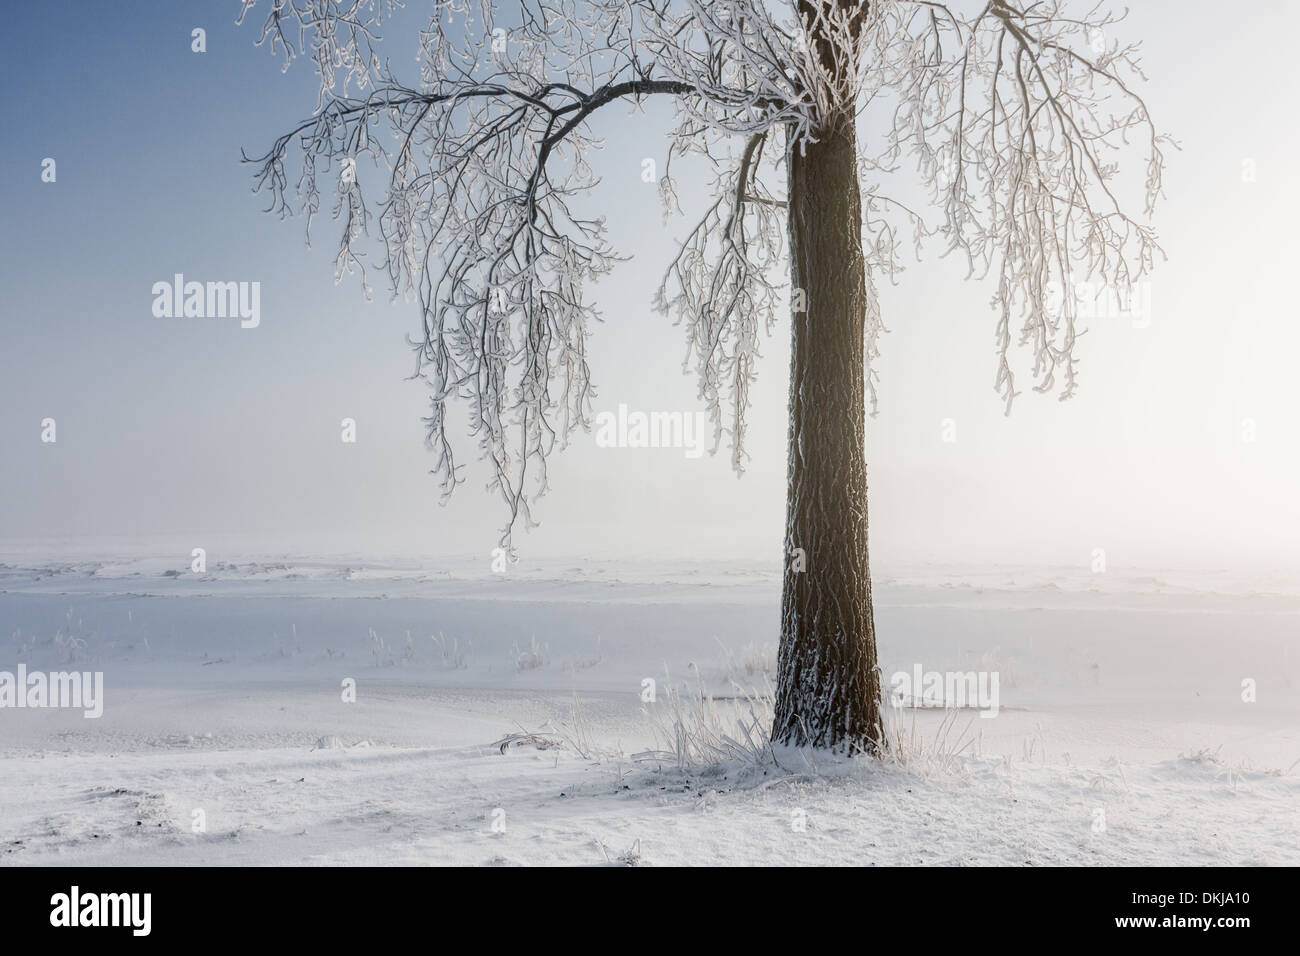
879;0;1172;410
243;0;811;546
243;0;1169;544
654;130;785;472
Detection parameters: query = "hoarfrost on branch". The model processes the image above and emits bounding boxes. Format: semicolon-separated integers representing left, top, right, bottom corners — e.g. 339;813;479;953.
243;0;1168;543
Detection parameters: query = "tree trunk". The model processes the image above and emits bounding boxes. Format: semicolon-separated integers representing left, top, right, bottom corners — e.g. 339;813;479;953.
772;111;881;752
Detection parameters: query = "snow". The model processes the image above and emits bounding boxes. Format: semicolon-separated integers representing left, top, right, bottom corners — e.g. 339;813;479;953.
2;555;1297;866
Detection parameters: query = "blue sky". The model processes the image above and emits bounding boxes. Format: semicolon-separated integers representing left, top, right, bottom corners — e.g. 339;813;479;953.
3;1;1299;573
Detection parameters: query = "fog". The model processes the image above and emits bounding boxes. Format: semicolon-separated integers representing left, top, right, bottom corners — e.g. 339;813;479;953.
2;1;1297;575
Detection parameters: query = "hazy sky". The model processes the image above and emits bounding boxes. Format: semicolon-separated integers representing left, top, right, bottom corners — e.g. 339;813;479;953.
2;1;1298;573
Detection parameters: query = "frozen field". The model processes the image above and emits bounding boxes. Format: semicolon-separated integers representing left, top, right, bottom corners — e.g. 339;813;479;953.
1;554;1298;866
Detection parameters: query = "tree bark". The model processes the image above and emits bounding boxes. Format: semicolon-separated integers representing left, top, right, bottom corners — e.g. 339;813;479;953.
772;110;881;752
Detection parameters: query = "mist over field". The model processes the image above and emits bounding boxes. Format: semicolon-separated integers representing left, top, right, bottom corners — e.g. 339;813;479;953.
1;0;1297;877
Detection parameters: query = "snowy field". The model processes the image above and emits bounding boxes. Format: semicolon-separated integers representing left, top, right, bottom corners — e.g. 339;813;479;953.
1;553;1298;866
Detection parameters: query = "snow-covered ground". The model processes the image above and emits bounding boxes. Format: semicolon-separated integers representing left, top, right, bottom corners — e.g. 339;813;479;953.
1;554;1297;866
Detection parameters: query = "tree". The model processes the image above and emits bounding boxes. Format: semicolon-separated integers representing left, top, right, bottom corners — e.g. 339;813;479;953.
243;0;1167;752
